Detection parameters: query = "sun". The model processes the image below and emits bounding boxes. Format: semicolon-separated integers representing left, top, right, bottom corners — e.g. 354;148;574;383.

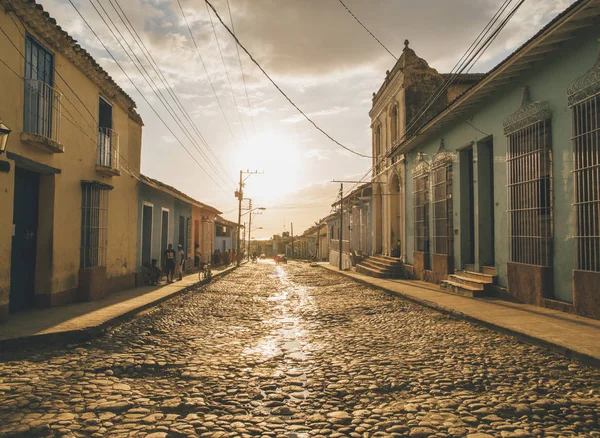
236;130;304;203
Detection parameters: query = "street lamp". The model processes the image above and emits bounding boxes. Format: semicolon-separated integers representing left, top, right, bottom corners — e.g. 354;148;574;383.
0;121;12;154
247;207;266;260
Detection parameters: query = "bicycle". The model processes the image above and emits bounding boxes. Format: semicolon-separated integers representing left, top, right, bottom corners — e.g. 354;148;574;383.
198;262;212;282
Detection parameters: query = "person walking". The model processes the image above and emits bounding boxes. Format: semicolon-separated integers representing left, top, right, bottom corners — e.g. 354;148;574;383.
164;243;176;283
176;244;185;281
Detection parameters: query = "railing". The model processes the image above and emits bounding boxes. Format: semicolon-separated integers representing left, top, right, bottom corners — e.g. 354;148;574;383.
24;79;61;142
97;127;119;170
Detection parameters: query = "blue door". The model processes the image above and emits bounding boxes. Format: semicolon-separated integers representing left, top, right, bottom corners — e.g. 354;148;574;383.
10;168;40;312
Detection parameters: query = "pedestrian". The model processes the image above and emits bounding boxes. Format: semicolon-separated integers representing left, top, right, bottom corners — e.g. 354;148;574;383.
194;244;201;268
176;244;185;281
223;250;230;266
218;249;223;266
164;243;176;283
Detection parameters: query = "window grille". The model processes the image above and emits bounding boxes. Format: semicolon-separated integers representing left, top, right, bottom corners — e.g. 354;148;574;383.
431;142;453;256
80;182;110;268
413;154;430;255
505;120;553;266
568;46;600;272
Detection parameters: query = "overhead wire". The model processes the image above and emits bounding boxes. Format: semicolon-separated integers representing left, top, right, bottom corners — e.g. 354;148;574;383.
0;7;142;181
204;0;372;159
337;0;397;61
224;0;256;136
106;0;236;188
175;0;242;152
204;0;248;144
66;0;232;195
88;0;235;192
345;0;527;195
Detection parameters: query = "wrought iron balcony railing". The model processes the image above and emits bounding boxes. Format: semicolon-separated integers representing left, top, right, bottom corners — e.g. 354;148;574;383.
97;127;119;172
23;79;61;143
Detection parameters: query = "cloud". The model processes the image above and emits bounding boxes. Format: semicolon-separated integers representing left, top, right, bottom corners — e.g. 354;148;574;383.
305;149;329;161
281;106;350;123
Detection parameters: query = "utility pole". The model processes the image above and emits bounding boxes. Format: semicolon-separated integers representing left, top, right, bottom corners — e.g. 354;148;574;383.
242;221;246;257
235;169;263;266
248;200;253;260
291;222;294;259
339;183;343;270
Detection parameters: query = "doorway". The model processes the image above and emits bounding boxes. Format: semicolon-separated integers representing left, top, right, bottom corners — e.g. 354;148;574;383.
10;167;40;312
160;209;169;267
477;138;495;267
389;174;401;257
141;203;153;266
459;146;475;266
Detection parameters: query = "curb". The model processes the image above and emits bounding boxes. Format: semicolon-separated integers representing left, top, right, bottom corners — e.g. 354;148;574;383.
319;265;600;369
0;266;239;351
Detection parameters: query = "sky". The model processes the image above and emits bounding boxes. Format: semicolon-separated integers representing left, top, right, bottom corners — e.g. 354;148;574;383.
40;0;573;238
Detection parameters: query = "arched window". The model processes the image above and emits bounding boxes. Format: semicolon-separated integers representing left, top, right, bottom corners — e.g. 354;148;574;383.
391;104;398;143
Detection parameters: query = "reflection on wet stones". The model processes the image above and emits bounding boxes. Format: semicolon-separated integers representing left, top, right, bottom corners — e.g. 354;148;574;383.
0;262;599;436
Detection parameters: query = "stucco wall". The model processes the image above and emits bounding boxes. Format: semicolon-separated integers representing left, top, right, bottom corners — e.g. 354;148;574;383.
0;10;142;314
403;27;600;302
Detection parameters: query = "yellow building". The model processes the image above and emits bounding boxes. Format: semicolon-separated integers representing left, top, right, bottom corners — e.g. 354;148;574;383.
0;0;143;323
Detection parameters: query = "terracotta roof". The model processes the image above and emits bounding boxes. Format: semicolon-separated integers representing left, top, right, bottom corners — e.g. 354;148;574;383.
139;174;222;214
4;0;143;124
215;216;240;228
391;0;600;156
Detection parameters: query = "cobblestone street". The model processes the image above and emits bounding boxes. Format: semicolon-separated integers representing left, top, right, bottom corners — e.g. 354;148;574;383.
0;262;599;438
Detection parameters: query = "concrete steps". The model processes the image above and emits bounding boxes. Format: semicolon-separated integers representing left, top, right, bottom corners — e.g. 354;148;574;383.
440;266;498;298
356;254;406;279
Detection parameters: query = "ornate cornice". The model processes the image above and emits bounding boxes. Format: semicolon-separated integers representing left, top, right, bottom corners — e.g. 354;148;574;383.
503;87;551;135
431;139;454;168
370;73;405;121
567;38;600;107
412;152;430;178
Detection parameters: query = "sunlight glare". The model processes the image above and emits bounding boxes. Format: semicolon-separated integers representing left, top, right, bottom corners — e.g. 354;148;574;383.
237;130;304;202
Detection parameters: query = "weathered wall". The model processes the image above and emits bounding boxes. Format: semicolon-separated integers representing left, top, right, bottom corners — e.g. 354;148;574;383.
137;183;175;269
0;9;142;318
403;26;600;304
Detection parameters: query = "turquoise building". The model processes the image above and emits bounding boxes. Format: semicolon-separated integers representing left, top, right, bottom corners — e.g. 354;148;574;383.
389;0;600;319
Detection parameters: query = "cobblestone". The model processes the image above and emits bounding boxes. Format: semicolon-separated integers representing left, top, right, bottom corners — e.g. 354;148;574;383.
0;262;599;437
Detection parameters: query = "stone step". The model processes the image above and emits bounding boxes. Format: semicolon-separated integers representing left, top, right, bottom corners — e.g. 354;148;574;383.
481;265;498;276
356;264;390;278
455;270;496;284
447;274;487;290
372;254;404;263
363;257;404;270
440;280;488;298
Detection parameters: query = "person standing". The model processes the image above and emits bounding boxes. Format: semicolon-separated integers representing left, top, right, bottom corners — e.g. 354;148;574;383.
164;244;176;283
176;244;185;281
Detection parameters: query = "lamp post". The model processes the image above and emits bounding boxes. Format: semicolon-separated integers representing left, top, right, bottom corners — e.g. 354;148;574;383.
247;207;266;260
0;121;12;154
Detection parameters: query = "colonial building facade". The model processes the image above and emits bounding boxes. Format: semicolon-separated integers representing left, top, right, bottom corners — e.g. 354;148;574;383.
389;0;600;319
0;0;143;322
369;41;481;263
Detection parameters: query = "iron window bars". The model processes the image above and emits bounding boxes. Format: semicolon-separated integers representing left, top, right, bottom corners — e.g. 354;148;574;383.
80;182;111;269
431;140;454;256
413;153;430;256
503;87;553;267
568;43;600;272
24;35;61;143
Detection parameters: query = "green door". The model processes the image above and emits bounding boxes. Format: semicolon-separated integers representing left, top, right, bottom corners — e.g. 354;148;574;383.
10;168;40;312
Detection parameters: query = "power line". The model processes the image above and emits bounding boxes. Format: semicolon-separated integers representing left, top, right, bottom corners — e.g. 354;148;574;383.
176;0;241;151
67;0;231;195
0;9;142;181
204;0;372;159
204;0;248;144
107;0;236;188
337;0;397;61
346;0;527;195
89;0;234;192
225;0;256;136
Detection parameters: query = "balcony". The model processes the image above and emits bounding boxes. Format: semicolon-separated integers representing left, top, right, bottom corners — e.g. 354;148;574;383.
21;79;63;153
96;127;120;176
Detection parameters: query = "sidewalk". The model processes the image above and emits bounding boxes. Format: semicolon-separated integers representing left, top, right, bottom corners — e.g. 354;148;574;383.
0;264;237;349
319;263;600;366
